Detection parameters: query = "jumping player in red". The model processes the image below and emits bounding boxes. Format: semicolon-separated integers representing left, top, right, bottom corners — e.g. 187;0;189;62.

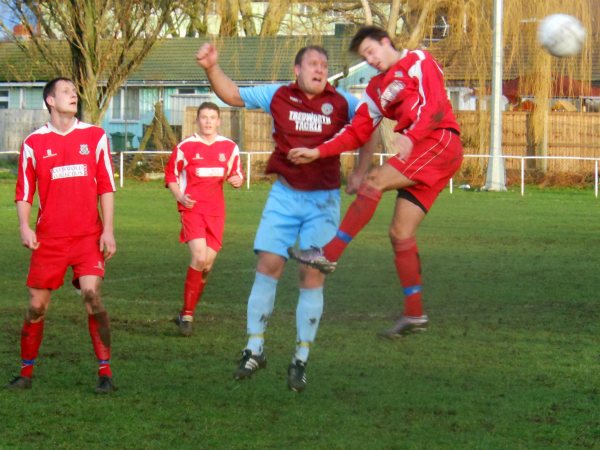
165;102;243;336
288;26;464;338
9;77;117;393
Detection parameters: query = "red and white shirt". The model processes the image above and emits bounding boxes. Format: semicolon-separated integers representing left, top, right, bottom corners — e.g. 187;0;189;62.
164;134;243;216
319;49;460;157
15;120;115;238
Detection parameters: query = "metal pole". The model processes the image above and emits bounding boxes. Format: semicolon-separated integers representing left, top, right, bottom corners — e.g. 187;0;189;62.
484;0;507;191
595;160;598;198
521;157;525;196
246;153;251;190
120;152;124;188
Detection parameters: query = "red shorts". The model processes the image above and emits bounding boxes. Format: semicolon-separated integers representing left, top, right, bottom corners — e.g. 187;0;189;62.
179;212;225;252
27;233;105;290
387;129;463;211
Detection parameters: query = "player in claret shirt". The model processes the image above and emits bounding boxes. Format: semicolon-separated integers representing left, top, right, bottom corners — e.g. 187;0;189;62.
288;26;464;339
164;102;243;336
8;77;117;394
196;43;362;392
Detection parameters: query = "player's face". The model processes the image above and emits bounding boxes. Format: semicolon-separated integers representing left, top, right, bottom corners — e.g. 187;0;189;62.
47;80;78;115
197;108;220;139
358;37;396;72
295;49;328;98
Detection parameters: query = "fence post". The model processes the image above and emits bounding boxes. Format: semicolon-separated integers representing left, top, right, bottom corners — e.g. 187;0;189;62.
119;152;124;188
246;152;251;190
594;160;598;198
521;157;525;196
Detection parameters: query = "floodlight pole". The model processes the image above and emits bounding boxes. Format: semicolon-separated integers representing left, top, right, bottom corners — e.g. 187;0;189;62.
484;0;507;191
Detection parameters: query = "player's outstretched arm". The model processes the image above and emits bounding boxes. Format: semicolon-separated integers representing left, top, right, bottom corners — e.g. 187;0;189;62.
196;43;244;107
287;147;320;165
16;200;39;250
346;132;380;194
99;193;116;260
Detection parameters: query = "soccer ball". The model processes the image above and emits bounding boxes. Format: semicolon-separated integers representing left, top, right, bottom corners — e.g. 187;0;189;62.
537;14;586;57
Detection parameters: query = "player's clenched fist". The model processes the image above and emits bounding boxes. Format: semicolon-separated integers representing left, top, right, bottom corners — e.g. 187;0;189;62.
196;43;219;70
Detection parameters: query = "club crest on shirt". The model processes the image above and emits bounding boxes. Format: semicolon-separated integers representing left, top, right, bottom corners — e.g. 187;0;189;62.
395;70;405;78
321;103;333;116
219;153;226;162
79;144;89;155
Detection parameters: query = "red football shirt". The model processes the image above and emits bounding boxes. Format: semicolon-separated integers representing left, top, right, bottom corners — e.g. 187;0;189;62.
319;49;460;157
164;134;243;216
15;120;116;238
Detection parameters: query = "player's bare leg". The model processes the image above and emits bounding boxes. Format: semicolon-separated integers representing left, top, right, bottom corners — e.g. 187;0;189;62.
80;275;116;393
177;238;214;336
7;288;50;390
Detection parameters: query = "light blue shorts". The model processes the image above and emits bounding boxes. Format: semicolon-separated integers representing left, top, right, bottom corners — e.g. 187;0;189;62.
254;180;340;258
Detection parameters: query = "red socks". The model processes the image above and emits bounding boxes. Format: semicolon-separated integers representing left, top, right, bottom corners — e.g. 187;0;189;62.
20;319;44;378
392;237;423;317
182;266;206;317
20;315;113;378
324;184;383;262
89;312;112;377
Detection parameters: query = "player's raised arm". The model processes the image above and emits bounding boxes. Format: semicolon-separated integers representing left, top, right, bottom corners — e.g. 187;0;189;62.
196;43;244;107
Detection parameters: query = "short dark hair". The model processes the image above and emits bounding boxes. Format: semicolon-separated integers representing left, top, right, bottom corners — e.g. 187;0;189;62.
349;26;395;53
197;101;220;117
43;77;74;113
294;45;328;66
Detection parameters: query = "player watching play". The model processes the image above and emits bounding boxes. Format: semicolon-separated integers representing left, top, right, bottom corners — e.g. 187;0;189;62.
288;26;464;339
165;102;244;336
8;77;117;394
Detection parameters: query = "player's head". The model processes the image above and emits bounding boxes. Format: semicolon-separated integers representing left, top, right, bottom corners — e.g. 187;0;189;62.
350;26;398;72
43;77;78;114
294;45;329;99
196;101;221;138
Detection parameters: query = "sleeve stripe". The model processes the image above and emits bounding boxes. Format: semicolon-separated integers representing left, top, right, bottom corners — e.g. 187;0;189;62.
96;133;116;191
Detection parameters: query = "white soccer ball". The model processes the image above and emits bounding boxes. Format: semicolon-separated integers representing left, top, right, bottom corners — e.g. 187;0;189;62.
537;14;586;57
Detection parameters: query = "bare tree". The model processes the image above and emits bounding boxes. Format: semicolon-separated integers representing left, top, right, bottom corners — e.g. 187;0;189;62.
0;0;178;124
238;0;257;36
259;1;288;36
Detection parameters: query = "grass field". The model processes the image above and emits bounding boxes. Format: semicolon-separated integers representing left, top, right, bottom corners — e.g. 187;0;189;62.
0;179;599;449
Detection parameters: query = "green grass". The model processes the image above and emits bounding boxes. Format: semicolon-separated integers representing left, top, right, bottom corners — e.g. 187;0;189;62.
0;180;599;449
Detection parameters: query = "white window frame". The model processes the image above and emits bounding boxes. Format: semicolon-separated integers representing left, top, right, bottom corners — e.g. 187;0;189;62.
111;86;140;122
0;89;9;109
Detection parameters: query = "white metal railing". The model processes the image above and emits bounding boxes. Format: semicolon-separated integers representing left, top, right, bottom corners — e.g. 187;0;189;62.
116;151;600;197
2;149;599;197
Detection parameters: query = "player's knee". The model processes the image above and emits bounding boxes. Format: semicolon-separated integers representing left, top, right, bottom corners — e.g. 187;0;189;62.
26;304;47;322
191;254;207;271
82;288;104;313
389;226;414;243
364;167;385;190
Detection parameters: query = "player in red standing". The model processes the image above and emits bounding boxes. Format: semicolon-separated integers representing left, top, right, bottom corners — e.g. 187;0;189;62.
8;77;117;393
288;26;464;338
165;102;243;336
